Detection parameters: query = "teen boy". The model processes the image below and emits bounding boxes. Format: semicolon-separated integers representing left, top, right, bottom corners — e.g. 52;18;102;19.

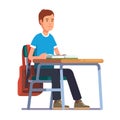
28;9;90;109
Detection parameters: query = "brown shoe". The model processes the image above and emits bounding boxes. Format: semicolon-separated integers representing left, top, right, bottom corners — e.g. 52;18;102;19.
74;100;90;110
53;100;69;110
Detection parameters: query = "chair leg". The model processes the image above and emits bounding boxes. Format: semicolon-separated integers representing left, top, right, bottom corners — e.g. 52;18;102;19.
27;82;33;109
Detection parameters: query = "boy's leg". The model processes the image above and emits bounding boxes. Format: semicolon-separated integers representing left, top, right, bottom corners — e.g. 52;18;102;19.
40;69;69;109
63;69;82;100
40;69;61;100
40;68;82;100
63;69;90;109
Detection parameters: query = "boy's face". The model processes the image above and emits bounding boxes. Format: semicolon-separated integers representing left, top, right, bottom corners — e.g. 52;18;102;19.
40;14;54;32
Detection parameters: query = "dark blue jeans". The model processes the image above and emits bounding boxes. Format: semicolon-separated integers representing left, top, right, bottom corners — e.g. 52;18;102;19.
37;68;82;100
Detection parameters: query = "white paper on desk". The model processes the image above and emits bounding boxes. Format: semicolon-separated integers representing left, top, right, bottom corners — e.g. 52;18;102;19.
46;54;78;59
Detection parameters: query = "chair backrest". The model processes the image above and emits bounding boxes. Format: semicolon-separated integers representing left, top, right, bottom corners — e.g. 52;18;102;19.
22;44;31;66
22;45;31;85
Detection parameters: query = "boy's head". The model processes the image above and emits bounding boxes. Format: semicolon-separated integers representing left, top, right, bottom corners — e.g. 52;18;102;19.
38;9;54;32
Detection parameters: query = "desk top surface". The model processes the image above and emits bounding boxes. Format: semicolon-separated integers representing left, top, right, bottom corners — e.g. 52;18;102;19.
33;58;104;64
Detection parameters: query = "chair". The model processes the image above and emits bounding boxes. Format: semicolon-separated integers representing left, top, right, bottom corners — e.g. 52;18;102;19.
21;44;66;110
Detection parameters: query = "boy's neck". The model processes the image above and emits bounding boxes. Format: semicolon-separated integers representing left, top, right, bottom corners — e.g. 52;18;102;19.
43;30;49;36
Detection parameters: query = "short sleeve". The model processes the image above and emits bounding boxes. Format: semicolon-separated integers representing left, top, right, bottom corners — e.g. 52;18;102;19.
49;34;57;47
31;35;38;48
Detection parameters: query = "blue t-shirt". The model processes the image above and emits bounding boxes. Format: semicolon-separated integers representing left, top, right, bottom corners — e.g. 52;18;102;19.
31;33;57;69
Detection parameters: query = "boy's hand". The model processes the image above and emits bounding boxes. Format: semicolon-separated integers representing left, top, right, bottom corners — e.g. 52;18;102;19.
39;53;47;59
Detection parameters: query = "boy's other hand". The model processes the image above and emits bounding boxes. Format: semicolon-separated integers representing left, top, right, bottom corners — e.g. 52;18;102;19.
39;53;47;59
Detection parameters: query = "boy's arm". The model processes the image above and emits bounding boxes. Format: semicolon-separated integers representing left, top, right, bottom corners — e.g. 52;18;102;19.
28;47;47;61
54;47;60;55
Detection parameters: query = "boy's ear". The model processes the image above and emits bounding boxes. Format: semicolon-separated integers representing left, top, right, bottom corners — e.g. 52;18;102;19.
39;19;42;25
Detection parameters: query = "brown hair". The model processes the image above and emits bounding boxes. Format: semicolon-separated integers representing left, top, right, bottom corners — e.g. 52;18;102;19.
38;9;54;22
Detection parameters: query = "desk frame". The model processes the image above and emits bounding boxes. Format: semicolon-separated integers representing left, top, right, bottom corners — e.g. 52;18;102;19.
26;61;103;110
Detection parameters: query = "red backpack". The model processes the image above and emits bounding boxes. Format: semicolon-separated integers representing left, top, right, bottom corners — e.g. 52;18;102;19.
17;45;43;96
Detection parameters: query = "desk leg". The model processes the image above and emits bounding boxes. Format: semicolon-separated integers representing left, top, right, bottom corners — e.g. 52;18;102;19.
27;82;33;109
49;92;53;109
60;65;65;110
97;64;103;110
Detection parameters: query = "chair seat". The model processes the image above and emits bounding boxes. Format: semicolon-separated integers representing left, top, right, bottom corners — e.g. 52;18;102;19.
32;76;67;81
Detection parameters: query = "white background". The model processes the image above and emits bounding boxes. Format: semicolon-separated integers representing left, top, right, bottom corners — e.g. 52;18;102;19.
0;0;120;119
